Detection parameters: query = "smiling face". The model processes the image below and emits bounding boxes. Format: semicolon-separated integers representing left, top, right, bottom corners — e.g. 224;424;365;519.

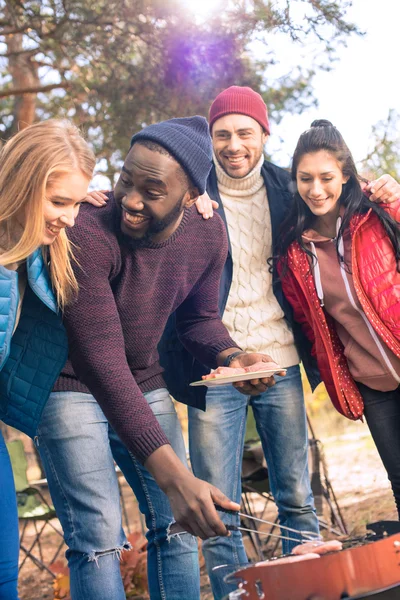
212;114;267;178
296;150;348;225
113;143;197;245
42;171;90;245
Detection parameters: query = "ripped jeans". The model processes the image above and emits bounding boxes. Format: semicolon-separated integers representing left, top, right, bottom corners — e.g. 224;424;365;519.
36;389;199;600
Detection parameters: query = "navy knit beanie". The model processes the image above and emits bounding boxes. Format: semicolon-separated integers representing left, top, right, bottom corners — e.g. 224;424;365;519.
130;116;212;195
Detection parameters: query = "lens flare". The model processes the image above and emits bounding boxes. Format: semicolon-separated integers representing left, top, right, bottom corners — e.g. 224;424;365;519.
180;0;223;20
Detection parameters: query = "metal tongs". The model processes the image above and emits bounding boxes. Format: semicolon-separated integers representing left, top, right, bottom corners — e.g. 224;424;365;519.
168;504;322;546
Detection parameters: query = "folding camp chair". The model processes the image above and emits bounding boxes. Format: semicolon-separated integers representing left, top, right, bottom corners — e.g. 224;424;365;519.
7;439;65;577
307;416;348;536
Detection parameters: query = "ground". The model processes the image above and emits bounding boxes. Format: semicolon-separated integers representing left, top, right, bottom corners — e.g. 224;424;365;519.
13;403;396;600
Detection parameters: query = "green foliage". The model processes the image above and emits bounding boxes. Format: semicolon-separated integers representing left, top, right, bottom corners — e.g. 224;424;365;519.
0;0;361;180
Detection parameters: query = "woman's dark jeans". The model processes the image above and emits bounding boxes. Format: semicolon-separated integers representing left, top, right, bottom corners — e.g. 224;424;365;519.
357;383;400;518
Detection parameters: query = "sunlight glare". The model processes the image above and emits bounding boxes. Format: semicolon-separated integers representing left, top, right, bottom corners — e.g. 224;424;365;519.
180;0;224;20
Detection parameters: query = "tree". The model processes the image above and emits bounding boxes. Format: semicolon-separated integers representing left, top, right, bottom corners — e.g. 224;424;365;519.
360;109;400;181
0;0;360;180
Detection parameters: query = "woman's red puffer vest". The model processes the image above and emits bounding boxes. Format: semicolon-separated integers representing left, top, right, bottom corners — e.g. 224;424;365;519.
279;201;400;420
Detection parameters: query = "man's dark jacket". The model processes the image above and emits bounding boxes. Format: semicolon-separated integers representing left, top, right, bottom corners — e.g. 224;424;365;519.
158;160;321;410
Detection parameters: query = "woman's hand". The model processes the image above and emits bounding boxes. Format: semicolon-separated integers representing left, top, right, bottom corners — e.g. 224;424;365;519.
144;445;239;539
195;192;219;219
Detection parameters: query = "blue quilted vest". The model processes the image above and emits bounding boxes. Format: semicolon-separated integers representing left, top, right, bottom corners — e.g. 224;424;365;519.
0;249;68;438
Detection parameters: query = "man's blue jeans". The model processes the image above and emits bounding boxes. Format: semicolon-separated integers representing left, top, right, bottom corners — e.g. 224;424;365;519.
0;429;20;600
36;388;199;600
188;365;319;600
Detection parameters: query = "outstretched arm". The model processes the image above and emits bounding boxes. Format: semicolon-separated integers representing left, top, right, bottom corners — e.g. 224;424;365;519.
64;212;238;538
85;188;219;217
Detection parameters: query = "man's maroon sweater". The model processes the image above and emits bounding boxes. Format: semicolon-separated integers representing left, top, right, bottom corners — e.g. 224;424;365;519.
54;195;238;462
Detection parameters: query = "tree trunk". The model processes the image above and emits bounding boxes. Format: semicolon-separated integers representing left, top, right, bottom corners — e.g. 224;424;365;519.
6;31;40;133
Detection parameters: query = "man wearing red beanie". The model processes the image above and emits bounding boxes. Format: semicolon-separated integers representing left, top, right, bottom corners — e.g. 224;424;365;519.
159;85;400;600
161;87;320;599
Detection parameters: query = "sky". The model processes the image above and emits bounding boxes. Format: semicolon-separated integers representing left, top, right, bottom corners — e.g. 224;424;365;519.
264;0;400;169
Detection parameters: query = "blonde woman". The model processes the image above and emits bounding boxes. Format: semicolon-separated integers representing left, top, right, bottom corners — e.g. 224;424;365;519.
0;119;95;599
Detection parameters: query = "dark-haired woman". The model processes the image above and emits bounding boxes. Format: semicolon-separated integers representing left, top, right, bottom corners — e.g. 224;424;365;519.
276;119;400;516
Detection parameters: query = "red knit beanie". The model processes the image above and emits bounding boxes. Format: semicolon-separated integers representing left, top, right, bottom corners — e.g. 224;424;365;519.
209;86;270;134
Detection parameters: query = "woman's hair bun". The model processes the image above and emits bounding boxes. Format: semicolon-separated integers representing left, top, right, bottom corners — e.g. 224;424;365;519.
310;119;334;128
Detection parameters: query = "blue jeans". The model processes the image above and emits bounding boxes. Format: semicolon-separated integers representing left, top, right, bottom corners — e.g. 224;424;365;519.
0;429;20;600
36;388;199;600
188;365;319;600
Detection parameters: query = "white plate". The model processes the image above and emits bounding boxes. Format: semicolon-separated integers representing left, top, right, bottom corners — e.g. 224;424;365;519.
190;368;286;387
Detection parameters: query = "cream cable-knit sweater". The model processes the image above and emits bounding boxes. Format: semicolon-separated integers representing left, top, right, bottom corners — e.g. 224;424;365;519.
215;153;299;368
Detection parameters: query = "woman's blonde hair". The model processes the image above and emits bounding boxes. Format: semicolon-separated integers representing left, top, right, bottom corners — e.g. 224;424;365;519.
0;119;95;309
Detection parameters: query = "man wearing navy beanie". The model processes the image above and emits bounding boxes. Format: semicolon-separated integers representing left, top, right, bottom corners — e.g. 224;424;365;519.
40;116;276;600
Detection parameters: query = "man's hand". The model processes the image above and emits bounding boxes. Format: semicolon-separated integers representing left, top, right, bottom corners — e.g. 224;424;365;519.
165;475;238;539
365;175;400;203
145;445;239;539
231;352;285;395
195;192;219;219
84;190;109;206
